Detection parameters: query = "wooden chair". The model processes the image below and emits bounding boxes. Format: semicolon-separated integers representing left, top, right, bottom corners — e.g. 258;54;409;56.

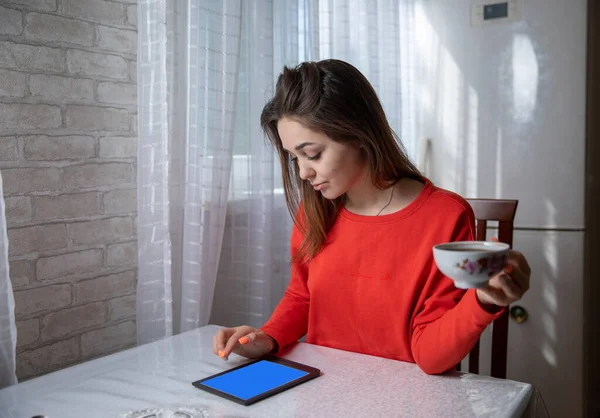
457;198;519;379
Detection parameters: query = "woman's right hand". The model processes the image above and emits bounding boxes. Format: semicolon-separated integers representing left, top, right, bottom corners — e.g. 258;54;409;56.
212;325;277;361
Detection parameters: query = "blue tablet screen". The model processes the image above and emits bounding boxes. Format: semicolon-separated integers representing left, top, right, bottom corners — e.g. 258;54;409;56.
201;360;309;400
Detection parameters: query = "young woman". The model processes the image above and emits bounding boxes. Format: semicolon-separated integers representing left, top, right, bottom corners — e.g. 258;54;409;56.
212;59;531;374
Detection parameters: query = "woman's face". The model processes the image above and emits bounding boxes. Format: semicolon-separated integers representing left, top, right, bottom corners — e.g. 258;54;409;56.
277;117;366;200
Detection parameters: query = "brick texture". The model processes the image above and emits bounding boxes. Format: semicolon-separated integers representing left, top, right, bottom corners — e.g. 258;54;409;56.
25;13;95;46
1;104;62;131
62;0;125;26
76;271;135;303
4;0;57;12
68;217;134;246
67;50;128;80
9;260;32;288
23;135;96;161
97;26;137;55
99;137;136;158
30;75;94;101
63;163;133;189
8;224;68;256
66;105;130;131
97;82;137;105
127;5;138;28
109;294;136;320
0;41;64;73
16;318;40;348
41;302;107;340
0;137;19;161
33;192;102;221
129;61;137;82
104;189;136;214
1;0;138;381
0;6;23;35
17;338;79;380
107;241;137;267
0;69;28;97
2;168;61;194
5;196;32;224
14;284;71;317
36;248;104;281
81;320;136;357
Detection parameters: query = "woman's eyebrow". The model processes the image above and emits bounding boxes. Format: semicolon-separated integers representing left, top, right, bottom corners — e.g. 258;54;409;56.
294;142;315;151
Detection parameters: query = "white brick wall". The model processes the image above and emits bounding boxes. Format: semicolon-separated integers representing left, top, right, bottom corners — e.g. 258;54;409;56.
41;302;107;340
22;135;96;161
16;338;79;379
0;70;28;97
33;192;102;221
0;5;24;35
0;137;19;160
65;105;130;131
36;248;104;281
4;0;57;12
1;104;62;130
63;163;133;189
25;13;95;46
80;320;135;357
109;294;136;320
0;41;65;73
5;196;33;224
62;0;126;26
0;0;138;380
107;241;136;266
97;26;137;54
2;168;62;194
8;224;68;256
67;50;129;80
97;82;137;104
9;260;32;288
30;75;95;101
16;319;40;348
99;137;136;158
104;189;136;214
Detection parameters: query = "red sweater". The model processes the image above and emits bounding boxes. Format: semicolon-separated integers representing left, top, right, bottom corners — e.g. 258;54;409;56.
261;180;504;374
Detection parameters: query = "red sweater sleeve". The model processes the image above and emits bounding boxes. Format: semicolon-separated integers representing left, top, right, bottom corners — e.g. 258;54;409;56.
410;206;505;374
260;223;309;351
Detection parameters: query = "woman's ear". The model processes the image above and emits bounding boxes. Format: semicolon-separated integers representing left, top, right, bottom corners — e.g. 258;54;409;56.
358;143;369;158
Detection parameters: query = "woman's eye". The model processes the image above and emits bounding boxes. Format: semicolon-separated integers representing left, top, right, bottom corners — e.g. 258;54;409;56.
307;152;321;161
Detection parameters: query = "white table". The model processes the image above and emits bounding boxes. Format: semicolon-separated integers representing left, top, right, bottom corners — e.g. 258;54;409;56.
0;325;533;417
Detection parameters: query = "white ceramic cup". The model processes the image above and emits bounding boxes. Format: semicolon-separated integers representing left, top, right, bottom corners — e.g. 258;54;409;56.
432;241;510;289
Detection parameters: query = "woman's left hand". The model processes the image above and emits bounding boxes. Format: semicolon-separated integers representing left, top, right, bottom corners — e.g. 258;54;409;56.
476;238;531;308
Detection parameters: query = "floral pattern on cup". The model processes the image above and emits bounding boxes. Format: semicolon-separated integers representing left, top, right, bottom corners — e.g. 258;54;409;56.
455;254;506;277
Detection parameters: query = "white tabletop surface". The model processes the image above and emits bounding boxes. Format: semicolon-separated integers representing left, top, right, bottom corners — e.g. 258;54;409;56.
0;325;533;418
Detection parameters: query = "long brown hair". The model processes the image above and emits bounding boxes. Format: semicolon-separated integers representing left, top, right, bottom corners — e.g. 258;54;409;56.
261;59;422;263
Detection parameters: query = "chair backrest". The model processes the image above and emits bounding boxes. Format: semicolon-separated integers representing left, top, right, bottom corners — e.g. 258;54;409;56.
459;198;519;379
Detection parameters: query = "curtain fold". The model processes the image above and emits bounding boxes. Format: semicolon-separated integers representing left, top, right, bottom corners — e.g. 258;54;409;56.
137;0;242;344
0;171;17;388
137;0;418;342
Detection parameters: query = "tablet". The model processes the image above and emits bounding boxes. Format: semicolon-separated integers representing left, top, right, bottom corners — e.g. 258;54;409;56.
192;355;321;406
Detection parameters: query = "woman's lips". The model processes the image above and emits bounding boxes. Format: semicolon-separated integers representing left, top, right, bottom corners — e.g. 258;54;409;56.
313;182;326;190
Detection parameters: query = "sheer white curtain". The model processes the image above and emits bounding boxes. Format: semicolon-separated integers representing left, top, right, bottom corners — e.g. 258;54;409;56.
0;172;17;387
211;0;421;328
137;0;242;344
137;0;419;342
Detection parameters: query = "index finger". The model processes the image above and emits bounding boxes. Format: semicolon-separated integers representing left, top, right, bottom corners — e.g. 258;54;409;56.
215;328;234;352
222;328;251;359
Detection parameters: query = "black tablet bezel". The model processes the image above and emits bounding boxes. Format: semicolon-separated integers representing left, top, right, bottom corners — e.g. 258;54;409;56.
192;355;321;406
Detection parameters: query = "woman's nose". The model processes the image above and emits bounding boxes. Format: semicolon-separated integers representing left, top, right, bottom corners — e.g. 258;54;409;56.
298;162;315;181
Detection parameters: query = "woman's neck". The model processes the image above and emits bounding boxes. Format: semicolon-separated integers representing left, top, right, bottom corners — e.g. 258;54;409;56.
344;176;424;216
